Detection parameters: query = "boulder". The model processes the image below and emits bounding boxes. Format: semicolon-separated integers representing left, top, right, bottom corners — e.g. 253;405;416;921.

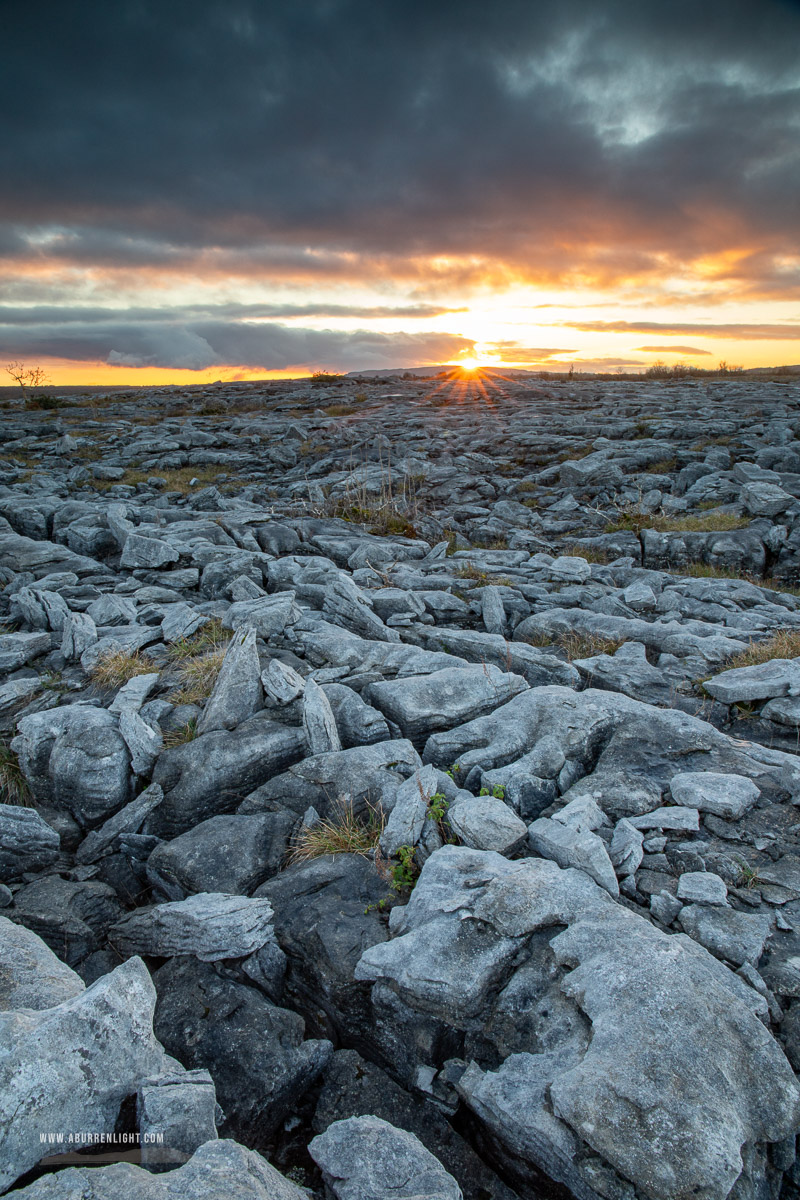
146;811;295;898
109;892;278;962
0;915;84;1012
0;804;59;879
309;1115;462;1200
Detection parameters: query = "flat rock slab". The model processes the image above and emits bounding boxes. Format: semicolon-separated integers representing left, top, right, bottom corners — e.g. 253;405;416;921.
109;892;277;961
678;903;773;966
365;665;527;746
669;770;760;819
704;658;800;704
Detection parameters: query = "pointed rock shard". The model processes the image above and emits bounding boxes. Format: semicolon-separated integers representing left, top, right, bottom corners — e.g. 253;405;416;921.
197;625;262;734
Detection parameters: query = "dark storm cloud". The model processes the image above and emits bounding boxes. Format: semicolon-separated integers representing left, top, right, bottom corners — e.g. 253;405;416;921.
0;315;472;371
1;0;799;288
563;321;800;339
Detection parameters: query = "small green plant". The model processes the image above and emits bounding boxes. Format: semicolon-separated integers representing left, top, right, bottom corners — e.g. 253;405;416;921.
445;763;461;779
390;844;419;890
39;670;68;694
0;741;31;805
735;859;762;890
162;718;199;747
479;784;506;800
427;791;449;822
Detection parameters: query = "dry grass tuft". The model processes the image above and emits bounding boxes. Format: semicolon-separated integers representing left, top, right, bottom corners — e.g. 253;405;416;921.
91;649;157;688
563;543;610;564
724;630;800;671
0;741;31;806
606;508;750;535
169;648;226;705
288;800;384;863
522;630;625;660
167;618;229;661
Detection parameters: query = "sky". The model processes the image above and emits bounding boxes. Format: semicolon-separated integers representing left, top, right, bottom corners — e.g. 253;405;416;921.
2;0;800;384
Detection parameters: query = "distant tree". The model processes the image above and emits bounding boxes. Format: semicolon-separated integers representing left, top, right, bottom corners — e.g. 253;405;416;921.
5;361;50;400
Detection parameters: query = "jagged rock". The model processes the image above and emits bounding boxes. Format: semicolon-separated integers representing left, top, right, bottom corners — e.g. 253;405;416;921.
153;956;332;1145
381;764;440;856
677;871;728;905
414;627;580;688
109;892;278;961
322;682;391;746
0;957;167;1192
119;707;163;775
136;1068;218;1170
9;875;124;967
150;713;306;836
146;812;294;897
0;804;59;878
669;770;760;819
108;672;160;713
60;611;98;661
76;781;164;864
261;657;305;703
323;574;401;642
447;793;527;855
0;631;51;672
257;854;389;1051
240;738;421;819
678;903;773;965
0;915;84;1011
608;818;644;877
309;1115;462;1200
120;532;180;569
196;625;263;734
356;846;799;1200
303;676;342;754
223;592;300;637
704;657;800;703
528;817;619;896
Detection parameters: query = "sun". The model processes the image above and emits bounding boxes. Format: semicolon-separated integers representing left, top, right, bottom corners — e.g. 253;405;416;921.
459;357;481;371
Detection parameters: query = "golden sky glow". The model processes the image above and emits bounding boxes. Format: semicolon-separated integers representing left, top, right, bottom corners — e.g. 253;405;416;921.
3;2;799;384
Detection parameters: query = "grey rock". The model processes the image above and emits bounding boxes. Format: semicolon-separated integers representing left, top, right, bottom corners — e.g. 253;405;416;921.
76;781;164;864
629;805;700;832
762;694;800;726
742;480;794;517
0;804;59;879
120;532;180;569
0;915;84;1011
120;708;163;775
650;889;683;926
356;846;798;1200
108;672;160;714
677;871;728;906
137;1068;218;1170
704;657;800;703
669;770;760;819
322;682;391;746
414;626;580;689
0;957;167;1192
309;1114;462;1200
197;626;262;734
528;817;619;896
261;657;305;703
241;738;421;819
153;955;332;1144
150;713;306;836
381;764;440;856
160;602;208;643
223;592;300;637
146;812;294;897
303;676;342;754
60;611;98;662
678;903;773;965
323;574;401;642
365;665;528;746
9;874;124;967
109;892;278;961
0;632;51;672
447;794;527;855
13;704;131;826
608;818;644;877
